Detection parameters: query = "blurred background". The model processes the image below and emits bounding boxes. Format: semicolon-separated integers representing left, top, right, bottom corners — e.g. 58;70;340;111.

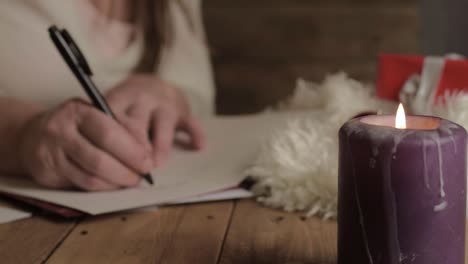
203;0;468;114
203;0;420;114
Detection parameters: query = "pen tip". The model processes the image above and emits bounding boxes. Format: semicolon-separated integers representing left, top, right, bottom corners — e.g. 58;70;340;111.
144;174;154;185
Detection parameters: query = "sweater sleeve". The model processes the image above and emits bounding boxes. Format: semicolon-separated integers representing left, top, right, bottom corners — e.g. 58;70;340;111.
157;0;216;117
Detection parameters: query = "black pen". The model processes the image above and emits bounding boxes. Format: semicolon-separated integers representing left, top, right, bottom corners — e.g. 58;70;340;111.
48;25;154;185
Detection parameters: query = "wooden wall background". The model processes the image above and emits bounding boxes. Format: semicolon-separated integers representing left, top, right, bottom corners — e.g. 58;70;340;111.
203;0;420;114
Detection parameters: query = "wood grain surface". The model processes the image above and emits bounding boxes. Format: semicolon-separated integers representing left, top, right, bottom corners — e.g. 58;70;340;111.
218;200;337;264
1;199;467;264
0;216;76;264
45;202;233;264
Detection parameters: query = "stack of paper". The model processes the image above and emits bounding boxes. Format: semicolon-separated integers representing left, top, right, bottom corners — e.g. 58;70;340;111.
0;113;301;216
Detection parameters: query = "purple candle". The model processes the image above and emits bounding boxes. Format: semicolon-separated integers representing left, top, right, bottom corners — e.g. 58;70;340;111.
338;105;467;264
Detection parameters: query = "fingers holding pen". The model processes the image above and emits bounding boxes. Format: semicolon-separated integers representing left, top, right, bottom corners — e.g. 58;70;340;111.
18;98;152;191
106;90;153;153
114;103;153;154
77;108;154;175
47;31;156;190
62;130;141;188
59;154;118;191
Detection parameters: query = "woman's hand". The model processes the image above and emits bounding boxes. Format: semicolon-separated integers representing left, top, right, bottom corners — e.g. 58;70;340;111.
18;99;153;191
105;75;205;166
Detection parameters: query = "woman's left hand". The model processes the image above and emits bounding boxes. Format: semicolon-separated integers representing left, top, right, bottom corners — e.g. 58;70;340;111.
106;75;205;166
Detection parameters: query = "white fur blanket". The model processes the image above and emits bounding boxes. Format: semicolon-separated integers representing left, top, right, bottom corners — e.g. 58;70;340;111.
246;73;468;219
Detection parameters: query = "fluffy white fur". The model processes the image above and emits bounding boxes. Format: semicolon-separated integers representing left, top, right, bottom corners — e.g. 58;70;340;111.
247;72;468;219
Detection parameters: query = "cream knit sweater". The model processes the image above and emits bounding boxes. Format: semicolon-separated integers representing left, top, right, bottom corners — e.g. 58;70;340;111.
0;0;215;116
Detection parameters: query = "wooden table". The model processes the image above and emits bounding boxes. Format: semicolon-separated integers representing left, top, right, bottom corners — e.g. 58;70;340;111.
0;199;337;264
2;199;468;264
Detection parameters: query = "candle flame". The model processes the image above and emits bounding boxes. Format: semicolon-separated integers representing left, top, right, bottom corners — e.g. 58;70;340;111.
395;103;406;129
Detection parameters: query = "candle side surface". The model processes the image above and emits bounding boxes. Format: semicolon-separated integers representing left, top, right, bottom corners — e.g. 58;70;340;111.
338;118;467;264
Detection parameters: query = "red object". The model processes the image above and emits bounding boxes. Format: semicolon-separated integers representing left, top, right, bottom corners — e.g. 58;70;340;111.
376;54;468;103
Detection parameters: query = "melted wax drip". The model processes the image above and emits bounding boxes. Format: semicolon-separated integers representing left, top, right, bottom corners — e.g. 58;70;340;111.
430;132;448;212
383;147;402;264
422;139;431;190
393;130;450;213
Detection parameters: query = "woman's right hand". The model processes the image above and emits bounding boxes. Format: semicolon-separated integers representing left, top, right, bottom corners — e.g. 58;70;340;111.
18;98;153;191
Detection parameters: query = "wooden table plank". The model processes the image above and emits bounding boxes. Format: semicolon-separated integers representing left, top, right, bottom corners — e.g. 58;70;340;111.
46;201;234;264
3;200;468;264
0;216;76;264
218;199;337;264
158;201;234;264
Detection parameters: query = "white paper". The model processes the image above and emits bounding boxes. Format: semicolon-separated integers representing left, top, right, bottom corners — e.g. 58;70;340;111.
168;188;253;204
0;201;31;224
0;113;299;215
128;188;253;213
